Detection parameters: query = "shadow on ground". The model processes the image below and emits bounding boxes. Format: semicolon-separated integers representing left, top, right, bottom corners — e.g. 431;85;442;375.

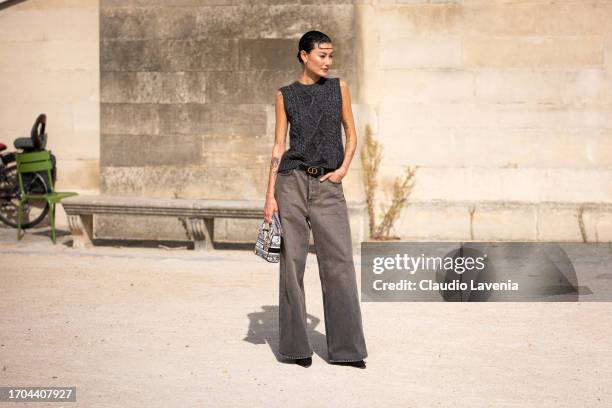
243;305;329;364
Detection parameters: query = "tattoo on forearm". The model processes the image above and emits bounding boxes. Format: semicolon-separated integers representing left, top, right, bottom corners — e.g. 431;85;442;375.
270;156;280;173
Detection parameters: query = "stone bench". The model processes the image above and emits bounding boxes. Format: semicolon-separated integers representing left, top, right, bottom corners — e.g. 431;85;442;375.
61;195;368;251
61;195;265;251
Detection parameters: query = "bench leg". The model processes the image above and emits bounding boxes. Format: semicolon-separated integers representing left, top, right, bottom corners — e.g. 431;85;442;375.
186;218;214;251
67;214;94;248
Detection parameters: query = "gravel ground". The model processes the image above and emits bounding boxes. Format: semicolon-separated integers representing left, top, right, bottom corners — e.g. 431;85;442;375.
0;227;610;407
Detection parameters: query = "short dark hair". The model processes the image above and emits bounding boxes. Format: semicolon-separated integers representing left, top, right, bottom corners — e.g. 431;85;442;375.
296;31;333;65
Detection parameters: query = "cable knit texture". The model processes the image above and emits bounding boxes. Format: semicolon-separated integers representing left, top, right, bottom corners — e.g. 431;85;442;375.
278;76;344;172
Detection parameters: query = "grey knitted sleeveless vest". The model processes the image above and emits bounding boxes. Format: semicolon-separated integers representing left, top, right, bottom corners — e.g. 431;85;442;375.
277;76;344;172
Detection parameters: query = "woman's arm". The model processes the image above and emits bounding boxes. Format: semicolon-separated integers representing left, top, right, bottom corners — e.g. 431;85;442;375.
320;78;357;183
263;90;288;222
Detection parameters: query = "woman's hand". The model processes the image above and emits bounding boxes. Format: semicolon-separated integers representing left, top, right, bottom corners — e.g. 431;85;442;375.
319;167;346;184
264;196;278;224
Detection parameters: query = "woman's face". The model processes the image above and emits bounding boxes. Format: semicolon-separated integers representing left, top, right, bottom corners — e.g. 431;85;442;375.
303;42;333;76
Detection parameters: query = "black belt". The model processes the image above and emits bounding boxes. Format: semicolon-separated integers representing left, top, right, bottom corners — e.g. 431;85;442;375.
296;164;335;177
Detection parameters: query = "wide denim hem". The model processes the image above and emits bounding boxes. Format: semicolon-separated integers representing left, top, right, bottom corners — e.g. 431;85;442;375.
279;350;314;360
328;355;368;363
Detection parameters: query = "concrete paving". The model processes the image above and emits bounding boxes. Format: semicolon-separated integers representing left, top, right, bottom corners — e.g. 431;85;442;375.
0;226;610;407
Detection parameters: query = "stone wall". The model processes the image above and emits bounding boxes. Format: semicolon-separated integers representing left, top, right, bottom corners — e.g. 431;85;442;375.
0;0;100;202
358;0;612;242
3;0;604;242
98;0;359;241
98;0;612;243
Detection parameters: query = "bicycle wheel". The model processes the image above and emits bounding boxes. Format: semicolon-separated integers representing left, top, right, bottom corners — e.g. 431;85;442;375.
0;162;50;229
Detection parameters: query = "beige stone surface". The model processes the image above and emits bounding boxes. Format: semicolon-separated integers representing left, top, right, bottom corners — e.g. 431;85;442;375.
536;205;584;242
463;35;604;69
380;36;463;69
367;0;611;240
472;204;538;241
1;232;611;407
0;0;99;193
2;0;612;243
375;166;612;204
394;201;472;240
583;208;612;243
461;1;611;36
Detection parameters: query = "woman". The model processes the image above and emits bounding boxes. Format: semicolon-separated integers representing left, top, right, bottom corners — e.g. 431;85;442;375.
263;31;368;369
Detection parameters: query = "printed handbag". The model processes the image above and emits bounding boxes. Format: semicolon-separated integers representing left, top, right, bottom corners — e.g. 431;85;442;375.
254;212;282;263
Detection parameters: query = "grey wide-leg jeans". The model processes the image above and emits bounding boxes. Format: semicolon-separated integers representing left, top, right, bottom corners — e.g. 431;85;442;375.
274;167;368;362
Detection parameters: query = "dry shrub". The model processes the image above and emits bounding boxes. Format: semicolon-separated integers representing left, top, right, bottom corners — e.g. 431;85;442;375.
360;124;416;240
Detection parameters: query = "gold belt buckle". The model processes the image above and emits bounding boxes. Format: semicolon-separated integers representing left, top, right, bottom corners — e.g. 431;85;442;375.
307;166;318;175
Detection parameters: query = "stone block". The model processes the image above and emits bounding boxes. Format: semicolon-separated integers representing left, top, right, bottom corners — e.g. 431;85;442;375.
11;0;98;10
382;70;475;103
537;203;582;242
101;38;239;72
378;100;488;129
204;103;268;137
474;69;612;104
495;104;612;130
153;7;201;40
100;166;146;196
100;39;164;72
101;0;241;6
204;166;269;200
101;103;160;135
537;205;583;242
202;133;272;167
101;72;207;104
239;38;300;71
453;128;612;169
100;7;160;40
95;214;188;241
472;204;538;241
224;4;355;40
158;38;239;72
0;71;97;104
101;101;268;139
378;100;612;130
157;104;213;136
0;101;74;143
158;103;267;137
54;159;100;191
582;207;612;242
463;35;604;69
605;34;612;72
101;134;204;167
100;165;267;200
380;36;462;69
50;127;100;161
0;40;98;72
204;71;297;104
214;218;260;243
101;0;354;7
238;37;355;71
377;2;462;37
72;101;101;145
100;165;216;198
393;200;472;240
374;166;612;204
462;2;611;36
0;9;98;42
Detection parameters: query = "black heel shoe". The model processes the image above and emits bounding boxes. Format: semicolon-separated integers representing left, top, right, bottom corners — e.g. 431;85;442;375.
294;357;312;367
331;360;366;369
